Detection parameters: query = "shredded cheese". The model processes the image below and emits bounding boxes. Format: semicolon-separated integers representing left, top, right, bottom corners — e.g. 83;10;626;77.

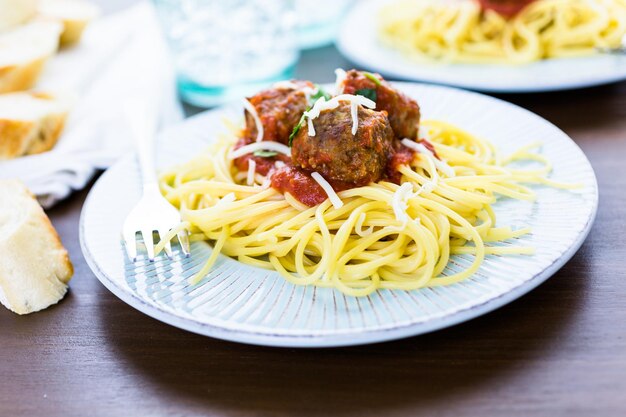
273;81;300;90
302;86;315;103
273;81;315;102
350;102;359;135
311;172;343;209
246;159;256;186
418;125;431;141
304;94;376;137
216;192;236;207
401;138;455;177
242;98;263;143
230;141;291;159
392;182;414;227
334;68;347;94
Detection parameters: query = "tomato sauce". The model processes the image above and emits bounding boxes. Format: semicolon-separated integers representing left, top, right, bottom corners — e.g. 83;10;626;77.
386;145;415;184
270;164;328;207
476;0;535;17
233;137;290;176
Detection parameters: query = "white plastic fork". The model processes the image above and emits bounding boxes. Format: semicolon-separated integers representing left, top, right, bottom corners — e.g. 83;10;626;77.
122;99;190;262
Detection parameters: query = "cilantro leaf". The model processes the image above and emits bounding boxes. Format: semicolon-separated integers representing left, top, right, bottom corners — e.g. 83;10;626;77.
363;72;382;86
253;150;278;157
355;88;377;102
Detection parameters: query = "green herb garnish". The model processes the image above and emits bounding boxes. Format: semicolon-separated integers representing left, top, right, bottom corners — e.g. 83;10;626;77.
289;85;331;147
309;84;332;102
253;150;278;157
363;72;382;86
289;113;306;147
355;88;377;102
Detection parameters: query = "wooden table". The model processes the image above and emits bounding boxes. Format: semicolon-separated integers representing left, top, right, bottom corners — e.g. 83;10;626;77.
2;3;626;416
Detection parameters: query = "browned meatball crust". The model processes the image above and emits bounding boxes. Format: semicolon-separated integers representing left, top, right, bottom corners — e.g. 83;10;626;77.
341;70;421;139
244;80;314;145
291;102;395;185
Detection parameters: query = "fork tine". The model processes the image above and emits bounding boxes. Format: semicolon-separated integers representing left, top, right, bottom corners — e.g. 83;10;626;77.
123;230;138;261
158;229;173;259
141;229;156;261
177;229;191;257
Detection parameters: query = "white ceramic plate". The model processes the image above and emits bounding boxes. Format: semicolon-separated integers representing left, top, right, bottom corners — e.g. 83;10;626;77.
80;83;598;347
336;0;626;93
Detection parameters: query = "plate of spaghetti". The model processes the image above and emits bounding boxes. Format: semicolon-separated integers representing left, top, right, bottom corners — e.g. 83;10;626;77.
337;0;626;92
80;71;597;347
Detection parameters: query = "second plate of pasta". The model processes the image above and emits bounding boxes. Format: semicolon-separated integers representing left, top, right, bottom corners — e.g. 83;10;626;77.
337;0;626;92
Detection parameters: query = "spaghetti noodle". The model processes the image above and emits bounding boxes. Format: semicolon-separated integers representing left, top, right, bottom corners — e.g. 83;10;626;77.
159;119;574;296
379;0;626;64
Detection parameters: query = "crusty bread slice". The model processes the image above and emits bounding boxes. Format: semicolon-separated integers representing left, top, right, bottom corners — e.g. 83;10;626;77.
0;0;37;32
0;179;73;315
0;20;62;93
0;91;71;160
37;0;99;46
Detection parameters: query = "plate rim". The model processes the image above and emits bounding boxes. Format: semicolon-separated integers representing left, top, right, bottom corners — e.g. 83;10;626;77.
336;0;626;93
79;82;599;347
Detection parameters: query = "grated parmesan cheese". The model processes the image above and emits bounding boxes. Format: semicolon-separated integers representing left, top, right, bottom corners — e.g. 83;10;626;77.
246;159;256;186
273;81;300;90
401;138;455;177
229;141;291;159
216;192;236;207
311;172;343;209
392;182;414;226
350;101;358;135
242;98;264;142
304;94;375;137
418;125;431;141
334;68;347;94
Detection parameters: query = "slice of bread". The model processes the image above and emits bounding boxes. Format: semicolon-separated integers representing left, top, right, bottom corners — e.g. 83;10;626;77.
0;0;37;32
0;20;62;93
37;0;99;47
0;179;73;315
0;91;71;160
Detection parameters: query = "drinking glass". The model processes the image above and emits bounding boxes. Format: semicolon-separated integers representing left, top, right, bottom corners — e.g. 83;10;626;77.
153;0;299;107
296;0;354;49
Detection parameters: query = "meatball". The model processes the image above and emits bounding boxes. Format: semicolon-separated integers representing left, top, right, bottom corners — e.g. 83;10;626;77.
244;80;313;144
341;70;421;139
291;101;394;186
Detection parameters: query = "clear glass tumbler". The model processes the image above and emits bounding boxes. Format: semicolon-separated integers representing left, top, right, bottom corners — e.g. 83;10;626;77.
153;0;299;107
295;0;354;49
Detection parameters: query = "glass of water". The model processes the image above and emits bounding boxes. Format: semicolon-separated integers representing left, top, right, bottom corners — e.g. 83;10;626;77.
296;0;354;49
153;0;299;107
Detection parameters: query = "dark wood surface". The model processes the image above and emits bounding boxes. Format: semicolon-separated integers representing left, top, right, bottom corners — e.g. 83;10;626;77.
2;2;626;416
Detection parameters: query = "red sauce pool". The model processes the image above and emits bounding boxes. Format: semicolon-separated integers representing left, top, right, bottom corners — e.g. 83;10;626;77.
233;138;290;176
270;165;328;207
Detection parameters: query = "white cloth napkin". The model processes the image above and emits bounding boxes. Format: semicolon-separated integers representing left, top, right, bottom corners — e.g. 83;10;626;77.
0;2;183;208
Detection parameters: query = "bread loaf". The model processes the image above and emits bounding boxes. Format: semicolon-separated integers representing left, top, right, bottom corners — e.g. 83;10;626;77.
0;179;73;315
0;91;71;160
0;21;62;93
